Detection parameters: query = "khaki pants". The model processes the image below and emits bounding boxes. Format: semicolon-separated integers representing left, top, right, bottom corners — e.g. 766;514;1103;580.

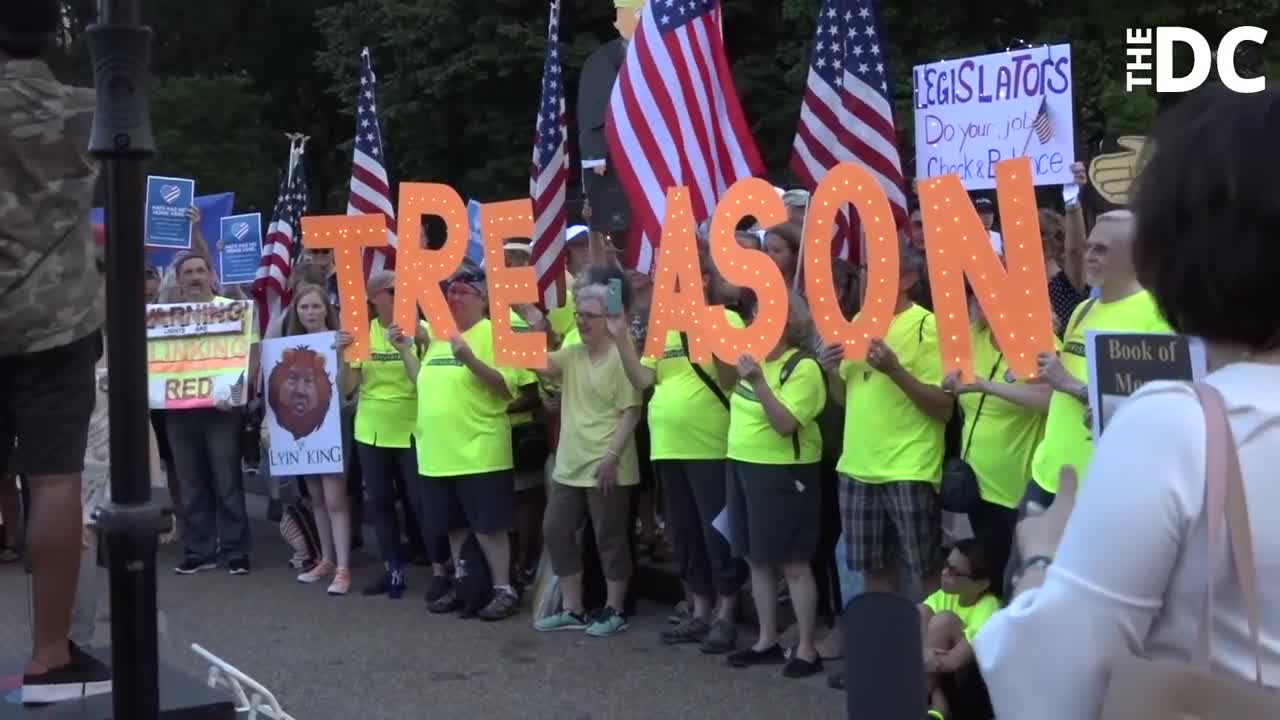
542;480;632;581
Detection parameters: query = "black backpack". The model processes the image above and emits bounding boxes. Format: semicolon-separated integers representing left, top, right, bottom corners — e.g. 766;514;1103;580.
456;534;494;617
778;350;833;461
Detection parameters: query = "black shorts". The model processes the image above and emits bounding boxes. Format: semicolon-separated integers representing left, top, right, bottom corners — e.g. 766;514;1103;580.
419;470;514;536
0;332;99;478
726;460;821;565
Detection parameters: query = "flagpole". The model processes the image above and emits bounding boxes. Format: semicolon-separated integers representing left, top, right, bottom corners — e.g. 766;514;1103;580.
87;0;164;717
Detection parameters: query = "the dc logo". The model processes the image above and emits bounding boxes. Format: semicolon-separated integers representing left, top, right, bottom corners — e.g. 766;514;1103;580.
231;223;250;240
1125;27;1267;93
160;185;182;203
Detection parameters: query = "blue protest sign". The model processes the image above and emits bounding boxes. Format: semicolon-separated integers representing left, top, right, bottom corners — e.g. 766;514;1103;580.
219;212;263;285
144;175;196;248
93;192;235;275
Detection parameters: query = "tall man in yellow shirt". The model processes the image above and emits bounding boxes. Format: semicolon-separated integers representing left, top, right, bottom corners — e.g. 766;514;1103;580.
1023;210;1171;512
820;244;954;598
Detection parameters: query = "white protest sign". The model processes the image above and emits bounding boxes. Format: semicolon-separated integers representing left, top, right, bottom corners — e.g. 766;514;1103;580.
913;44;1075;189
262;332;344;476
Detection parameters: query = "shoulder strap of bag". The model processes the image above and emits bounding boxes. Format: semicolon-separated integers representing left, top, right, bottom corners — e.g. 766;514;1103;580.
1195;383;1265;686
1066;297;1098;338
679;332;730;410
779;351;822;460
961;353;1005;460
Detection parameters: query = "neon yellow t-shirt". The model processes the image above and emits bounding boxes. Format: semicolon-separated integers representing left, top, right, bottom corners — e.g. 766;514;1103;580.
507;308;541;426
958;325;1050;508
414;318;519;477
547;281;576;337
1030;290;1171;493
560;325;581;348
350;317;427;448
550;343;643;487
923;590;1000;642
837;304;945;485
641;310;744;460
726;348;826;465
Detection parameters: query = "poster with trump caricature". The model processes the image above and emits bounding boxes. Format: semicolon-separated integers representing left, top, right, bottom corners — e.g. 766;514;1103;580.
262;332;344;476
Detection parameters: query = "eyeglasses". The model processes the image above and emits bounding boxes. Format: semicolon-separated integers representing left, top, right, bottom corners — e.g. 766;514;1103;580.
574;311;604;321
446;284;479;298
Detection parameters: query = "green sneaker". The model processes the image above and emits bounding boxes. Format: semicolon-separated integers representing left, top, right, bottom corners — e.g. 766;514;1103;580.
585;607;628;638
534;609;589;632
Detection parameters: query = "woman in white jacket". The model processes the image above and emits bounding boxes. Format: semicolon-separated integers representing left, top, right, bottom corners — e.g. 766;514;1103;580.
973;86;1280;718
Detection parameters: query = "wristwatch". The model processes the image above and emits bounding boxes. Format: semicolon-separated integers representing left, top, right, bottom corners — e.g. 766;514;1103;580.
1013;555;1053;586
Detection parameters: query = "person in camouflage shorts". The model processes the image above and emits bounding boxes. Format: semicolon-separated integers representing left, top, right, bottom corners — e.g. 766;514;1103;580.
0;0;113;704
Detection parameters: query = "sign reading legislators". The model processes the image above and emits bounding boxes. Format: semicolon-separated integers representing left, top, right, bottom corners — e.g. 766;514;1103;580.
912;44;1075;189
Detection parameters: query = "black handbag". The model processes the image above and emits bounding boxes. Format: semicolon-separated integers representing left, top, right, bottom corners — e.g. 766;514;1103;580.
511;422;548;472
939;353;1003;514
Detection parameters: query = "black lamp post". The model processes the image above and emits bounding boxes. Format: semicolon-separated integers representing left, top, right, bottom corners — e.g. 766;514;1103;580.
85;0;165;718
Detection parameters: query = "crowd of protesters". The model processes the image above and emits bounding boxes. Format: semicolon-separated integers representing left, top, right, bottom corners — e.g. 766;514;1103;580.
4;2;1278;714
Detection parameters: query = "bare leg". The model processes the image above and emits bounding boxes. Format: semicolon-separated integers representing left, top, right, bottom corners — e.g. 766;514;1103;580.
475;531;512;587
862;564;902;595
558;572;585;613
605;579;629;612
322;475;351;569
747;561;779;651
28;474;82;670
714;592;738;625
782;561;819;662
306;477;335;566
692;592;714;622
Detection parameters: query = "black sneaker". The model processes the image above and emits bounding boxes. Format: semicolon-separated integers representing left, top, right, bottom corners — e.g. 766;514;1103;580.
227;558;251;575
782;652;823;678
174;558;217;575
727;644;786;668
476;587;519;621
21;643;112;705
425;575;452;604
700;619;738;654
427;588;461;614
660;617;710;644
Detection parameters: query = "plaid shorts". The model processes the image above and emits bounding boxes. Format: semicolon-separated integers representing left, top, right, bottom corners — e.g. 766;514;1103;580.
839;475;942;577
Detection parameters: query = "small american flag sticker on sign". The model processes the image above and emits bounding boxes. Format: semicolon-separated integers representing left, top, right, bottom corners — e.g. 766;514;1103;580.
1032;96;1053;144
160;184;182;203
231;222;251;240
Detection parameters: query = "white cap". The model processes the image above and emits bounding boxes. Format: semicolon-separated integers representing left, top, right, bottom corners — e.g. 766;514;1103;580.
503;241;532;255
566;225;590;244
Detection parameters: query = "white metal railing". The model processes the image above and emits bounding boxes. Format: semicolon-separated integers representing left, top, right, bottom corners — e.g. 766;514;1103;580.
190;643;295;720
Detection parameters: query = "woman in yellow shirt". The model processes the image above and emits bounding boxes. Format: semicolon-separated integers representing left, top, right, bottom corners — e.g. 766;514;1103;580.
724;294;828;679
348;271;450;601
390;264;521;621
941;289;1053;585
612;247;746;653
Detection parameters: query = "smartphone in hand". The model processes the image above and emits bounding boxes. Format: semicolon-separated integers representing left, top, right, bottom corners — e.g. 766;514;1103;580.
606;278;623;316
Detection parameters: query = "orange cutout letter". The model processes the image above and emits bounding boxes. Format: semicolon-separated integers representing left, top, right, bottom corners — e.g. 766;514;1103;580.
391;182;468;339
301;213;387;362
644;188;714;362
707;178;787;362
917;157;1054;382
479;200;545;369
803;163;898;359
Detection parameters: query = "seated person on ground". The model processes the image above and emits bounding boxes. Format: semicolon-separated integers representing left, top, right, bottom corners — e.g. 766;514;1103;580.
920;539;999;720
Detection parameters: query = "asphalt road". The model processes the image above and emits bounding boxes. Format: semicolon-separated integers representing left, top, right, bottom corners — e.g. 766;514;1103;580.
1;499;845;719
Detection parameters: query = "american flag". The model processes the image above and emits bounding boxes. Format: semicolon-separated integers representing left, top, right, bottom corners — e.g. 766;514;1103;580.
348;47;398;276
529;0;569;308
605;0;764;273
789;0;909;263
252;142;307;335
1032;96;1052;144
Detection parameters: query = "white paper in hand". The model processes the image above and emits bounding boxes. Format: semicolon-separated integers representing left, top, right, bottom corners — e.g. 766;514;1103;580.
1062;183;1080;205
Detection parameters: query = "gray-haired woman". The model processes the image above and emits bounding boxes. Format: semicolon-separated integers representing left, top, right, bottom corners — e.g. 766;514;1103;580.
724;293;829;679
